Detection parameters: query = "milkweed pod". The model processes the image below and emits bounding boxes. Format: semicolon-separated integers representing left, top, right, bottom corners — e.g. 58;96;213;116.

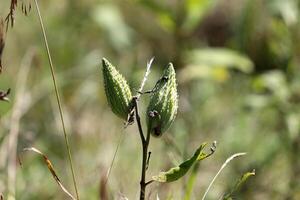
102;58;133;120
147;63;178;137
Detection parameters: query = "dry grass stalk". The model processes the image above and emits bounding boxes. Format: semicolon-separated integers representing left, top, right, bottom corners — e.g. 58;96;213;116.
21;147;76;200
7;49;34;200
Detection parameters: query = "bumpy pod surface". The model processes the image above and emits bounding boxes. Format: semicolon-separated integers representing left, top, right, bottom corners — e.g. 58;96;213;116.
102;58;133;120
147;63;178;137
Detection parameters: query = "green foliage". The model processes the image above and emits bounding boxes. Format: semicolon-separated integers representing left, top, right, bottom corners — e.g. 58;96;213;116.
152;143;211;182
1;0;300;199
180;48;254;83
222;170;255;200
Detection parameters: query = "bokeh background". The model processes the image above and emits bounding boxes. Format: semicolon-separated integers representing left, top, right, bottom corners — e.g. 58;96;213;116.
1;0;300;199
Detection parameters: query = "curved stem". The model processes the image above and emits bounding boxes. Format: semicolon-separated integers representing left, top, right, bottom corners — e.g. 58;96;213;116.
33;0;79;199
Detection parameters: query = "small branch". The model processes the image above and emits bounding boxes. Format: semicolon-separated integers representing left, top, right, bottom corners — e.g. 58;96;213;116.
201;152;247;200
145;180;154;186
146;151;151;170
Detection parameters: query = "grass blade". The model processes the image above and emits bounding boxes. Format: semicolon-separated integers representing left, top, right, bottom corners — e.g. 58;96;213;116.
201;152;247;200
32;0;79;199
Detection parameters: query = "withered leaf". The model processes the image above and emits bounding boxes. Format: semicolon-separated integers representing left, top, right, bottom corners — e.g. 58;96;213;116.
22;147;76;200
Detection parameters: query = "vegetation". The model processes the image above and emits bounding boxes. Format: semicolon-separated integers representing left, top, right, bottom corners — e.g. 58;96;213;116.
1;0;300;199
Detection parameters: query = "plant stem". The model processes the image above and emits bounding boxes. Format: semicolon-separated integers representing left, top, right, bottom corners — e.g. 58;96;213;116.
133;58;154;200
33;1;79;199
133;97;151;200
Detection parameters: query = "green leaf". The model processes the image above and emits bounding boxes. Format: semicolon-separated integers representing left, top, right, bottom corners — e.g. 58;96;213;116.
222;169;255;200
183;0;216;32
152;142;212;182
180;48;254;83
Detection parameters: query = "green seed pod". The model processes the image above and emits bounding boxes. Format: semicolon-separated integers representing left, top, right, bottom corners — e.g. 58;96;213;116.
102;58;133;120
146;63;178;137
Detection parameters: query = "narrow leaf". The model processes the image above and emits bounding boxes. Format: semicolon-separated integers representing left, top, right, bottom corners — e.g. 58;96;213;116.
152;142;214;182
22;147;76;200
222;169;255;200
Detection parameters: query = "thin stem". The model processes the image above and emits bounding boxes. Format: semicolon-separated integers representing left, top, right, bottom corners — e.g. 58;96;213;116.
133;97;151;200
146;151;151;170
133;58;154;200
33;0;79;199
134;97;146;143
104;130;125;186
145;180;154;186
201;152;247;200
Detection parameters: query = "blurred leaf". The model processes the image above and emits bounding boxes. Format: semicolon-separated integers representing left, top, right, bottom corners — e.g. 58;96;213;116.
286;113;300;140
244;94;272;109
269;0;298;26
183;0;216;31
183;163;199;200
157;12;175;32
152;142;213;182
252;70;290;101
21;147;76;200
187;48;254;73
222;169;255;200
179;63;230;83
180;48;253;83
92;4;132;51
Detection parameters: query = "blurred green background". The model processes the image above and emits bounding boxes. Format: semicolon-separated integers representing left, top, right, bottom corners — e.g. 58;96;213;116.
1;0;300;199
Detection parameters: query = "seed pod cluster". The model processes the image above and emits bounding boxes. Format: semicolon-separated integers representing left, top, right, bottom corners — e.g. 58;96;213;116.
102;58;133;120
146;63;178;137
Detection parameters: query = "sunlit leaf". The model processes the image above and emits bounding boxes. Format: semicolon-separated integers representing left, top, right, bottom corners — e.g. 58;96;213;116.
152;142;214;182
187;48;254;73
92;4;132;50
180;48;254;83
252;70;290;101
183;0;216;31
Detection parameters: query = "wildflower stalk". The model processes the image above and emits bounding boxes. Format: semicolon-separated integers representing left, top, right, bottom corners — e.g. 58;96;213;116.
135;58;154;200
33;0;79;199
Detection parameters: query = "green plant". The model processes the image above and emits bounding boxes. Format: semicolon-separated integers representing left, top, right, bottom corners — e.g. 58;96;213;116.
101;58;217;200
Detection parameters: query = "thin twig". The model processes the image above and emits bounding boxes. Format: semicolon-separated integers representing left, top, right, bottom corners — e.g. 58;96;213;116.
33;0;79;199
201;152;247;200
145;180;154;186
103;130;126;186
146;151;151;170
